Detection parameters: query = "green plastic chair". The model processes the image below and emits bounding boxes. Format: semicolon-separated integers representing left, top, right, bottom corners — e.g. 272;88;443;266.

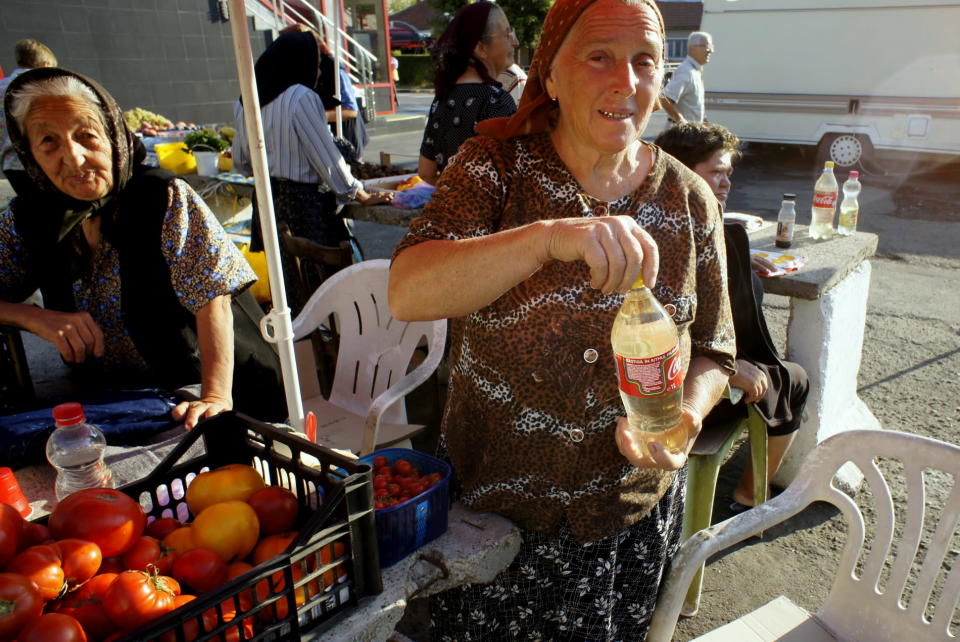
681;386;768;616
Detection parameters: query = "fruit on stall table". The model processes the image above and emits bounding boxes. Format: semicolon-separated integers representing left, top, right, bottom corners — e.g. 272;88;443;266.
191;501;259;562
97;556;125;576
49;488;147;558
19;522;52;551
371;458;444;509
0;572;43;640
251;531;312;621
185;464;265;515
122;535;175;575
122;107;172;132
144;518;183;541
54;539;102;589
171;548;227;594
103;569;178;631
55;573;118;640
0;503;23;567
15;612;87;642
6;544;65;600
246;486;299;535
162;527;196;559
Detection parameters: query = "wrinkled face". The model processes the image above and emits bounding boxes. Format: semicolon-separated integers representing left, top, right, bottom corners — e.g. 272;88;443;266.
689;38;713;65
25;96;113;201
475;10;519;77
693;148;733;204
545;0;664;156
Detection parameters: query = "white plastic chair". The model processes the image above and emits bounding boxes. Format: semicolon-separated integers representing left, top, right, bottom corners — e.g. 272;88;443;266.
648;429;960;642
291;259;446;455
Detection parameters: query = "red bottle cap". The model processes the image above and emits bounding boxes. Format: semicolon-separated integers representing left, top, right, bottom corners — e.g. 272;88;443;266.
849;171;859;179
52;402;85;427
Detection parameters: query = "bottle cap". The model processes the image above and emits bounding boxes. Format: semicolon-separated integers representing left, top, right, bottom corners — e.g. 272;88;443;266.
782;193;796;200
849;171;859;179
632;275;646;289
52;402;85;427
824;161;835;169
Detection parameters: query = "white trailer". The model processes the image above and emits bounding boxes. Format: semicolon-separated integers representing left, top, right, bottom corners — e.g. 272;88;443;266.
644;0;960;172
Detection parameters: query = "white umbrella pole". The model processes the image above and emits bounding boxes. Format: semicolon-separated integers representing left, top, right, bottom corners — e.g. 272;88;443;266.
227;0;305;432
329;7;344;139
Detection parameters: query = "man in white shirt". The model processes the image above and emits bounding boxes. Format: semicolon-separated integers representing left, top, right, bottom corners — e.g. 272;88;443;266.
661;31;713;124
496;63;527;108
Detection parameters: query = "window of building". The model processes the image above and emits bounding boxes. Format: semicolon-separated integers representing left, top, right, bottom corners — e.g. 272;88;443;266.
666;38;688;61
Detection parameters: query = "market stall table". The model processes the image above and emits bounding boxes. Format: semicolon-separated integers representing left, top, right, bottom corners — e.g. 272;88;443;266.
14;430;521;642
747;224;880;488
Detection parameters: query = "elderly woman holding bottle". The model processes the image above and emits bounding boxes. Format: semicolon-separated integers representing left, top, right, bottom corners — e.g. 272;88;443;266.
389;0;735;638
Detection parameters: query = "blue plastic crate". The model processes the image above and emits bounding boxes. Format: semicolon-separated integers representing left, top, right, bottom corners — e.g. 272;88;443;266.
360;448;451;568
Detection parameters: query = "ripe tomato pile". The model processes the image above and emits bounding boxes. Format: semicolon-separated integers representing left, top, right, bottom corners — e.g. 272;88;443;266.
0;464;346;641
371;456;444;510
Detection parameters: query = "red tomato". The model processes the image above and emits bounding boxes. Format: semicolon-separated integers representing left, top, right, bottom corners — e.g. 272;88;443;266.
7;544;65;600
387;483;401;496
103;569;178;631
0;503;24;567
49;489;146;557
376;466;393;478
54;539;102;588
252;532;310;621
157;594;218;642
123;535;175;575
16;612;87;642
373;476;388;490
98;556;125;575
394;459;413;475
144;517;184;541
427;472;444;485
171;548;228;593
372;456;388;469
0;572;43;639
19;522;52;550
246;486;299;535
224;561;255;611
55;573;118;640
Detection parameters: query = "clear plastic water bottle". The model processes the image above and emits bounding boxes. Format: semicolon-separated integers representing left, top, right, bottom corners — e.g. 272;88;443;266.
837;171;861;235
611;277;686;458
809;161;839;239
46;403;114;501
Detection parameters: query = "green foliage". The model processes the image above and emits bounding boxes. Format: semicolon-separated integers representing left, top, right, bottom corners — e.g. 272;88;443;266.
388;0;417;13
426;0;552;49
183;129;229;153
396;53;435;88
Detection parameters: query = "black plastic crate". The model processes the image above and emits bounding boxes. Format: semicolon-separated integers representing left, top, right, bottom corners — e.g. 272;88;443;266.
73;411;383;641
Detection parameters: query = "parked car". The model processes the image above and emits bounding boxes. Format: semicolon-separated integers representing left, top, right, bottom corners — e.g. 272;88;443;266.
389;20;432;53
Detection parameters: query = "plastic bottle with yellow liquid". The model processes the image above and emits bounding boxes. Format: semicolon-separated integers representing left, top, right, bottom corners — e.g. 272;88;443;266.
611;277;686;458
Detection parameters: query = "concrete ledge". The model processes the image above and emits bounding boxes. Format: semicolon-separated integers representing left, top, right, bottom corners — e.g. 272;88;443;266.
367;114;427;137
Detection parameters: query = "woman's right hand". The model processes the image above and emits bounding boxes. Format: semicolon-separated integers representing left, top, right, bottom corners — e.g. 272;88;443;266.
26;309;104;363
542;215;659;294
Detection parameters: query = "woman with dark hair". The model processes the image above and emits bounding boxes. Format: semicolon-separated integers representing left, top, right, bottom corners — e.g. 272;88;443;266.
233;31;392;313
655;121;809;509
417;1;519;185
0;68;286;427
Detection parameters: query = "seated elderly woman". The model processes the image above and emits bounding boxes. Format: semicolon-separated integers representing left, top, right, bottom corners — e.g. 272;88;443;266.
390;0;735;637
417;1;519;185
655;121;810;509
0;68;286;428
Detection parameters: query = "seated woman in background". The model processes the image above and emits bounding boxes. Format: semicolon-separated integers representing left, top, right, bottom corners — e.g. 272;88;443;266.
417;1;518;185
0;68;286;427
233;30;393;313
655;122;810;509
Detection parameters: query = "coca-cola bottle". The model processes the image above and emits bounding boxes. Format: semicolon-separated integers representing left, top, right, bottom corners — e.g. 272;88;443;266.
611;277;686;458
809;161;838;239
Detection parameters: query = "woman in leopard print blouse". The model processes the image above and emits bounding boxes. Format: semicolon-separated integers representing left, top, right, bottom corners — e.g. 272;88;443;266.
390;0;735;638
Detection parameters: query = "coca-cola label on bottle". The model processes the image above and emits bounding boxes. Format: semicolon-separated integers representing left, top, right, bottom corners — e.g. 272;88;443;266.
614;344;683;397
813;190;837;209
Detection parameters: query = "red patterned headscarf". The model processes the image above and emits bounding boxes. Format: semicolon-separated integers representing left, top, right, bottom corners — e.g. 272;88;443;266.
476;0;665;141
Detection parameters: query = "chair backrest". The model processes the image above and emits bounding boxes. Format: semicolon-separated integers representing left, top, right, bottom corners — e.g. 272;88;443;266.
279;224;354;308
291;259;445;424
649;429;960;641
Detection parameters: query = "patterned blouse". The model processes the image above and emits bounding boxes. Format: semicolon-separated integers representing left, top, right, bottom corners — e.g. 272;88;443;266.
0;179;256;378
419;83;516;171
395;132;736;543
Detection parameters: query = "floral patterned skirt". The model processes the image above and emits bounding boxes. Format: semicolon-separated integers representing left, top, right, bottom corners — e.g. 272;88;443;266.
431;469;686;641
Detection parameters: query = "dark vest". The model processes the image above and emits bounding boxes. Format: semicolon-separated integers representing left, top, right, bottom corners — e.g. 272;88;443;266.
15;168;287;421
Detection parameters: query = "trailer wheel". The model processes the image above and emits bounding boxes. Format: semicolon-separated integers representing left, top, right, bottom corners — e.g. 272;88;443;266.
816;133;874;173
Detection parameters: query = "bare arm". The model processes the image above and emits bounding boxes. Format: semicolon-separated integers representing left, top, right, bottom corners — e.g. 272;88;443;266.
389;215;660;321
616;354;730;469
0;301;104;363
659;96;685;123
326;108;359;122
418;155;439;186
171;294;234;429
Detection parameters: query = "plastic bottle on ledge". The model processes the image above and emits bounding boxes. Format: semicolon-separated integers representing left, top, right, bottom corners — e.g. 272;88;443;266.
837;171;861;235
809;161;838;239
46;403;114;501
611;277;685;458
775;193;797;248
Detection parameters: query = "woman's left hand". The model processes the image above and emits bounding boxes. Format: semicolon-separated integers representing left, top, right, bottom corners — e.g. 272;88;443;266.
171;394;233;431
614;408;703;470
360;190;395;206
